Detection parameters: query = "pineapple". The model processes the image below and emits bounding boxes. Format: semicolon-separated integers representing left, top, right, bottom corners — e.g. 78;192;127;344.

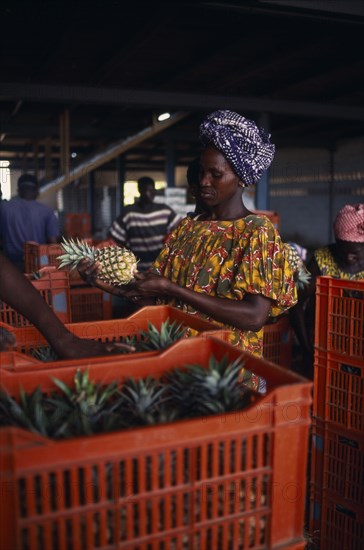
284;242;311;289
31;345;59;362
116;377;173;426
49;369;119;436
166;354;253;417
136;319;186;351
57;238;138;286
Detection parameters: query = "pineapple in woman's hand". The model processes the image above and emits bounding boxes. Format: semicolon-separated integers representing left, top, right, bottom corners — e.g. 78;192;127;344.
57;238;138;286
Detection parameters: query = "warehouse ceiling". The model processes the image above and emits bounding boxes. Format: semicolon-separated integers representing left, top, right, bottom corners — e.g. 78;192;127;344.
0;0;363;184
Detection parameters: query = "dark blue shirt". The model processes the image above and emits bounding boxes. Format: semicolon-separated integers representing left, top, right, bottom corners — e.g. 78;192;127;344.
0;197;59;266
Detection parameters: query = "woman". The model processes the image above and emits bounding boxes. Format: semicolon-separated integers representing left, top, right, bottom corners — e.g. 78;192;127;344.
290;202;364;377
81;110;298;357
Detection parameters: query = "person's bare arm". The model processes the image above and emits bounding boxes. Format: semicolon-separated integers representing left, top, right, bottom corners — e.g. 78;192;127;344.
121;272;272;331
78;260;273;331
0;253;134;357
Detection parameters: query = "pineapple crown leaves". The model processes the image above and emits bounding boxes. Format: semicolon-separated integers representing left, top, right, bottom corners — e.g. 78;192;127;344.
31;345;59;362
166;354;250;416
57;237;95;270
117;377;171;425
139;319;186;350
51;369;118;407
0;387;59;437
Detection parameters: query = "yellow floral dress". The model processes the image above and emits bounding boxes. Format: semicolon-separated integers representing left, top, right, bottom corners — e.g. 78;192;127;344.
315;246;364;279
152;214;297;357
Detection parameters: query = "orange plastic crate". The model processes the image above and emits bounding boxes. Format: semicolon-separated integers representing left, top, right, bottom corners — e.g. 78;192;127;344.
315;276;364;360
24;241;63;273
70;286;113;322
0;336;312;550
310;417;363;508
64;212;91;238
263;316;292;368
24;239;103;285
0;305;219;363
313;348;364;433
0;267;71;326
309;486;363;550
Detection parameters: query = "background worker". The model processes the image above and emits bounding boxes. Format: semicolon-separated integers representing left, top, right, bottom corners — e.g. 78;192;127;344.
0;174;60;270
290;202;364;378
108;176;180;272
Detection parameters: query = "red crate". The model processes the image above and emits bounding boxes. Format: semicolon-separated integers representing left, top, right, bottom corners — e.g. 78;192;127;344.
24;241;63;273
70;286;113;322
263;316;292;368
0;305;220;363
315;276;364;360
309;485;364;550
310;417;363;507
24;239;100;286
313;348;364;433
64;212;91;238
0;267;71;326
0;336;312;550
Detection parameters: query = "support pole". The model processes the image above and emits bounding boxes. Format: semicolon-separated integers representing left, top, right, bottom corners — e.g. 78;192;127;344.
60;109;70;176
165;140;175;187
328;147;335;242
87;172;95;235
44;137;52;181
116;155;125;217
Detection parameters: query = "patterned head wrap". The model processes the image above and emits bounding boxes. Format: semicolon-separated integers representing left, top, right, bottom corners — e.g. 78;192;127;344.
333;203;364;242
199;110;275;186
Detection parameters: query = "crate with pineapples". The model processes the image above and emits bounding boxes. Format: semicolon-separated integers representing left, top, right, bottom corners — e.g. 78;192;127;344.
0;336;312;550
0;305;221;375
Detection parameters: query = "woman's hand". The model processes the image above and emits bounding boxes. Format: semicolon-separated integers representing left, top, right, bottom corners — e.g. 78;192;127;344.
77;259;125;296
118;272;171;299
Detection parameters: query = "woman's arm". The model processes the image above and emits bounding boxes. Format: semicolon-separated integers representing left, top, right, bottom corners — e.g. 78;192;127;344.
120;272;273;332
0;253;134;357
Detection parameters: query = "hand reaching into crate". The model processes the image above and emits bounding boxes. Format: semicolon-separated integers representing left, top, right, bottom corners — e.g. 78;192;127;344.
0;252;135;357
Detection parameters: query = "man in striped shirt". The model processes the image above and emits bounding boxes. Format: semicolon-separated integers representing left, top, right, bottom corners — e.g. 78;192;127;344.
109;177;181;271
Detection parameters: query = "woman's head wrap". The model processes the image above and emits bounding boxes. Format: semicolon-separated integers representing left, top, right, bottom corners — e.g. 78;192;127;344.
199;110;275;186
333;203;364;243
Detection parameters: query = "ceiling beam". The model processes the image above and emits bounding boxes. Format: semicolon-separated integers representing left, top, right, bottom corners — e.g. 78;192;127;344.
1;83;364;121
39;111;189;197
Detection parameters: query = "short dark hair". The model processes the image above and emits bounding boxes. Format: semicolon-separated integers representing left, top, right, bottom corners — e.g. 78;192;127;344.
137;176;155;190
18;173;38;189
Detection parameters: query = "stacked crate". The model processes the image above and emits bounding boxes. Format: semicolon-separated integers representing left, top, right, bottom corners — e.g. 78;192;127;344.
309;277;364;549
64;213;92;238
263;315;292;368
0;267;71;326
23;241;112;322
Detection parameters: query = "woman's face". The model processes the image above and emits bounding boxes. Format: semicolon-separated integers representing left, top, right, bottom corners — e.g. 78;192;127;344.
335;240;364;272
199;147;242;209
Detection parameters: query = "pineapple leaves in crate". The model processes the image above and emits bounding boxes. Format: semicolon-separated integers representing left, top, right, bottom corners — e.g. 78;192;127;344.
0;355;255;440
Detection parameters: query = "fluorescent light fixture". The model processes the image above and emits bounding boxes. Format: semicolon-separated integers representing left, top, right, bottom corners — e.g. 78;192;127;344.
157;112;171;122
